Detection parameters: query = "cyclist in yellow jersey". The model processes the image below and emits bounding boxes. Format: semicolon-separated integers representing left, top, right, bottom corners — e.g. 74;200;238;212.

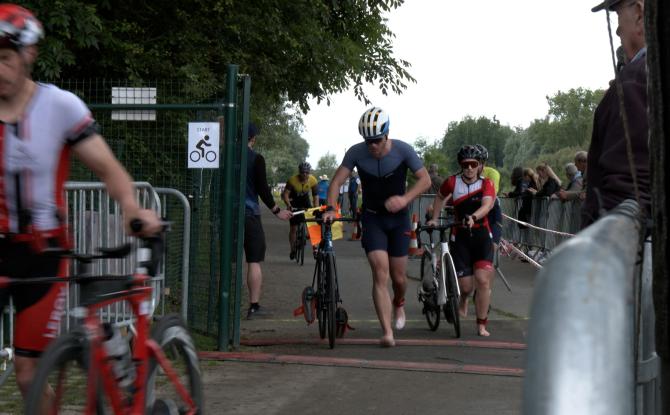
282;162;319;259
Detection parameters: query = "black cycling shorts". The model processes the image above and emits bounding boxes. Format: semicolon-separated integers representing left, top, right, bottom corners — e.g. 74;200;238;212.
451;227;494;278
0;239;68;357
244;215;266;263
488;198;503;244
360;210;410;257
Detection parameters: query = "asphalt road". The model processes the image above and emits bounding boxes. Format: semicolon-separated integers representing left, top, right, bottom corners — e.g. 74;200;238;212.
200;206;539;415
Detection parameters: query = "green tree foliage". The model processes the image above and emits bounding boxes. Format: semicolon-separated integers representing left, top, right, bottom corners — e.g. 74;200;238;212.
24;0;413;112
315;152;338;179
440;116;514;173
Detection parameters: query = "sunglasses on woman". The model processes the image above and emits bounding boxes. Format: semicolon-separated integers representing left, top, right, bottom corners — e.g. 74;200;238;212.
460;160;479;170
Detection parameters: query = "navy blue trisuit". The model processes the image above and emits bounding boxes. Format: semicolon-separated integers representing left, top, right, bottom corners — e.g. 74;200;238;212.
341;139;423;257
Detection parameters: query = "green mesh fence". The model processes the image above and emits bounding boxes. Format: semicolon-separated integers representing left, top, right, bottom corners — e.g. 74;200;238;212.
50;79;242;340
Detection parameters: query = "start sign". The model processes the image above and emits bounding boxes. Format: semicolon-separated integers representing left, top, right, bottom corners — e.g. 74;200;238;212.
188;122;220;169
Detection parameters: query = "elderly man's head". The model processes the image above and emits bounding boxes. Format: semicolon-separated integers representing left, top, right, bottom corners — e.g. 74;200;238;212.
574;151;587;174
429;164;439;175
592;0;645;61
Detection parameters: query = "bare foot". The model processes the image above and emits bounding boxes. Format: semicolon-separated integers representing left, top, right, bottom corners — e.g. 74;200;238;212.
380;335;396;348
394;306;406;330
478;324;490;337
459;297;468;318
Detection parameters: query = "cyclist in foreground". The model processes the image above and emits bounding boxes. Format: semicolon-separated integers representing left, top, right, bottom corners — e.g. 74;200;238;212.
427;145;495;336
282;162;319;260
0;3;160;399
324;107;431;347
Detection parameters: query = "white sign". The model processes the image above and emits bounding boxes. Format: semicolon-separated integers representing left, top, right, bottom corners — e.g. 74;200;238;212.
188;123;220;169
111;87;156;121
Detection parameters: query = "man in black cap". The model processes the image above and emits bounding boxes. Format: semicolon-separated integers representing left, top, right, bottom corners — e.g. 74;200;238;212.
244;123;292;318
581;0;649;227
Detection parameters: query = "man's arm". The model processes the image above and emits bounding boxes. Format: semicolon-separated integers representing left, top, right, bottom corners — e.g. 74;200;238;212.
72;135;161;235
281;185;292;209
384;167;431;213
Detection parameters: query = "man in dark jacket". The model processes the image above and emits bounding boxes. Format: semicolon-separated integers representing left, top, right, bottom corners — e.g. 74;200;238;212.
244;123;292;318
582;0;649;228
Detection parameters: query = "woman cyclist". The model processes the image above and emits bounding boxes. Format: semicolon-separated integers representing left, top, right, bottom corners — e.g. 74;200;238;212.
427;145;495;336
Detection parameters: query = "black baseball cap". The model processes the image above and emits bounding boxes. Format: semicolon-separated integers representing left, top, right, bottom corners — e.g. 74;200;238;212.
591;0;624;12
248;122;259;140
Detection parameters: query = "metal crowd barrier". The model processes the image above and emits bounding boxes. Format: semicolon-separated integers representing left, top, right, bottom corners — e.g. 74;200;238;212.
1;182;188;362
523;200;660;415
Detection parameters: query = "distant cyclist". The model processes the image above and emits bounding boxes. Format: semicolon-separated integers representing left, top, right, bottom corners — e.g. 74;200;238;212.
324;107;431;347
0;3;161;400
282;161;318;259
428;145;495;337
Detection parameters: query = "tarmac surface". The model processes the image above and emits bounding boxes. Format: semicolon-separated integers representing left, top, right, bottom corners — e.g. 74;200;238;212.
200;206;539;414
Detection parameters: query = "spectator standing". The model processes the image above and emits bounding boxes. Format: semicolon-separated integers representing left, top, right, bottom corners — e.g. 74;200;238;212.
428;163;444;194
244;123;292;318
530;163;561;198
564;163;584;192
316;174;329;206
582;0;650;227
507;166;528;197
559;151;588;201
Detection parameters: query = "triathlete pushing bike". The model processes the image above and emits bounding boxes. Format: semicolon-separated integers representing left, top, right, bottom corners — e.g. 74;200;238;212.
427;145;495;337
324;107;431;347
0;3;160;400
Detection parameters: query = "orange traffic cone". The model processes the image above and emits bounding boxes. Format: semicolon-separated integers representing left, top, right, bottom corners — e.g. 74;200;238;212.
408;213;423;257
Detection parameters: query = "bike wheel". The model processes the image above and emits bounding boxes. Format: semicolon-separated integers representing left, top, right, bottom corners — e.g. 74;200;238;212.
25;330;105;414
317;258;327;339
444;255;461;338
146;314;204;414
420;252;440;331
325;254;337;348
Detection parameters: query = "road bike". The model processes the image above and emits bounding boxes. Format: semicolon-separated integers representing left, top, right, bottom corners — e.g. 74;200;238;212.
0;221;203;414
303;211;355;349
416;221;461;338
291;209;308;266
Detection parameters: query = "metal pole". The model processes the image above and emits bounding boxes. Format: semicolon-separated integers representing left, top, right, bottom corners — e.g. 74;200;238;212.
232;75;251;348
218;64;239;350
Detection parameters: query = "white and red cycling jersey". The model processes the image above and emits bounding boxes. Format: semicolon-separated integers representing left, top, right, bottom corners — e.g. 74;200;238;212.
0;83;97;234
439;174;496;233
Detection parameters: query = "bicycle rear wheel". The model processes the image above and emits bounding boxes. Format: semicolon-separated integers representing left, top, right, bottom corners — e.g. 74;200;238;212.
443;255;461;338
25;330;104;414
146;314;204;414
420;252;440;331
325;254;337;349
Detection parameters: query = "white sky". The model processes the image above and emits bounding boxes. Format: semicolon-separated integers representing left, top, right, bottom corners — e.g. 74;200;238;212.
303;0;620;166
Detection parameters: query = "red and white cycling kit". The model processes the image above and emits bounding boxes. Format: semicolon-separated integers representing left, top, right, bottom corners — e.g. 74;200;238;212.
0;83;97;356
440;174;496;277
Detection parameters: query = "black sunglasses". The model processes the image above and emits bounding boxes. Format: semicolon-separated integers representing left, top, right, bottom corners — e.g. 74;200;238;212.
365;138;384;146
460;160;480;170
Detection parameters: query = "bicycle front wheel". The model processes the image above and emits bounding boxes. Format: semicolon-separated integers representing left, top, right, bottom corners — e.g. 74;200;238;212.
25;330;104;414
146;314;204;414
443;254;461;338
325;254;337;349
420;252;440;331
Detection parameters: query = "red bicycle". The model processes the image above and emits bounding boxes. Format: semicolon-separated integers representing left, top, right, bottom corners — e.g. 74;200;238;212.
0;222;203;414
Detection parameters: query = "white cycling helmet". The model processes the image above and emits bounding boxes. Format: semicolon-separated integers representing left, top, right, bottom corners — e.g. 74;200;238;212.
358;107;390;140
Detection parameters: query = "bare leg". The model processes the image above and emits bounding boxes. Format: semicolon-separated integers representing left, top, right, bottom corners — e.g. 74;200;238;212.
389;255;408;330
247;262;263;304
367;250;395;347
474;266;494;336
458;276;474;317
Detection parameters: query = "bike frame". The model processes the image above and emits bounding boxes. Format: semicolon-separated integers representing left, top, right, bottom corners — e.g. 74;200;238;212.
77;274;196;415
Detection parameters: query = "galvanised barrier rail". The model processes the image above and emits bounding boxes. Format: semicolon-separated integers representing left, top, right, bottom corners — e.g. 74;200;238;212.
523;200;660;415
